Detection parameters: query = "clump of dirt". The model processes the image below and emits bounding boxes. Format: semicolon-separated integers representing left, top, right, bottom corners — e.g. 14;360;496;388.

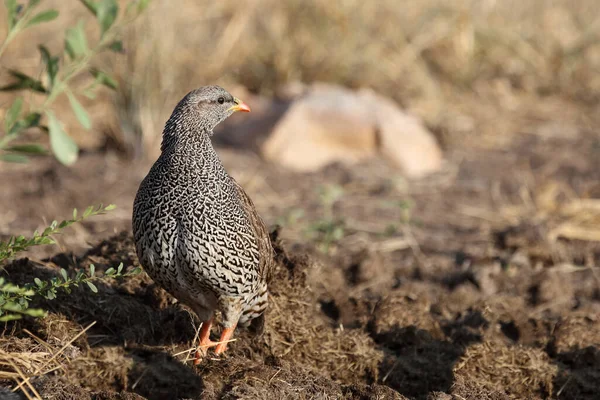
551;314;600;354
199;358;405;400
445;376;511;400
379;337;465;398
253;231;384;383
371;285;445;346
33;375;146;400
453;341;557;398
67;347;133;394
549;313;600;400
553;345;600;400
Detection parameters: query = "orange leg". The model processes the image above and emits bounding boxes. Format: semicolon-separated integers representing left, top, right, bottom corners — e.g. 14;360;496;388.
214;324;237;355
193;319;217;365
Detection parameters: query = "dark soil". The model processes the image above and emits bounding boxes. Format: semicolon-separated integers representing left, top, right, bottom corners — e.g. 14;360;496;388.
1;100;599;399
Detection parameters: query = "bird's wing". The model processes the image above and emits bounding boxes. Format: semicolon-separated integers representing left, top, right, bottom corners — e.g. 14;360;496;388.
232;178;274;283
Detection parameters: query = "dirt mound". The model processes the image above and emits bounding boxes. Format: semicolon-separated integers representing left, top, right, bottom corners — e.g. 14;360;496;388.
0;231;388;399
454;342;557;398
1;130;600;399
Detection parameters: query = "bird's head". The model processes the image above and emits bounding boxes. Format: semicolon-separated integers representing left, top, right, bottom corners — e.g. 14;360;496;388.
175;85;251;132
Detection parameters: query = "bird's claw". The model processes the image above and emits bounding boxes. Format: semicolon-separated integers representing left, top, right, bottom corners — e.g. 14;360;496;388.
193;339;217;365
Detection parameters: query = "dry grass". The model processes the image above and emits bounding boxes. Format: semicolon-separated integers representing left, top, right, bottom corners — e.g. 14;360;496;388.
111;0;600;157
3;0;600;158
0;321;94;400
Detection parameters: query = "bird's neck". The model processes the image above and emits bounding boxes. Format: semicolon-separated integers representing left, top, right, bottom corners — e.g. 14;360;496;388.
160;110;215;153
158;111;229;181
161;127;213;154
159;121;227;182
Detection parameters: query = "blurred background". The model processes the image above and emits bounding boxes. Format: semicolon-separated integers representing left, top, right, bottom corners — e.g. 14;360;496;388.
2;0;600;256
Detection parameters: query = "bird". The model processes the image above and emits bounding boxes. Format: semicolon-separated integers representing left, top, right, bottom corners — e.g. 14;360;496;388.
132;85;274;364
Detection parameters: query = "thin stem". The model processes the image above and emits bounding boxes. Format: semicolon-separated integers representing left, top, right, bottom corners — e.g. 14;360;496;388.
0;4;36;60
0;30;17;60
0;134;17;150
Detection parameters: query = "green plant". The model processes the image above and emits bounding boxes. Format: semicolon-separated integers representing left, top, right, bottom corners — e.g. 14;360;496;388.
1;204;109;260
305;184;346;254
0;0;151;165
0;204;142;321
0;262;141;322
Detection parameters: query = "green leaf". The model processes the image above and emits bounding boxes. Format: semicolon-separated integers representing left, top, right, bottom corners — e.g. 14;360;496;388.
108;40;124;53
0;282;26;294
72;208;78;219
40;237;55;245
65;21;89;60
60;268;68;282
128;266;142;275
117;262;123;274
96;0;118;37
46;111;79;166
5;0;18;31
2;302;22;312
34;278;43;287
28;0;42;7
9;112;41;135
25;9;58;27
104;204;116;211
67;92;91;130
39;45;59;89
39;45;51;69
5;144;47;154
105;267;115;276
0;314;22;322
4;97;22;134
90;69;118;90
0;70;46;93
86;281;98;293
23;308;46;317
0;153;29;163
79;0;98;15
89;264;95;277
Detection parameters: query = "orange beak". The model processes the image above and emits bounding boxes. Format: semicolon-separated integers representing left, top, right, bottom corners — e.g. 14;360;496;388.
229;97;251;113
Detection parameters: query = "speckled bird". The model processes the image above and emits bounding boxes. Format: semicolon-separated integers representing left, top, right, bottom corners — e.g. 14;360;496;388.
132;86;274;364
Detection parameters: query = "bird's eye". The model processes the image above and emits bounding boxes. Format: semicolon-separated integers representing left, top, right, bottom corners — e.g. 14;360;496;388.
218;97;225;104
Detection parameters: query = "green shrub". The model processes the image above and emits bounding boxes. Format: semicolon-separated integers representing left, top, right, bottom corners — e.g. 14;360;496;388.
0;204;142;322
0;0;150;165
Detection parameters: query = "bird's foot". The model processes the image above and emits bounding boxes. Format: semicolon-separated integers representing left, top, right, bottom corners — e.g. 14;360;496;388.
192;321;237;363
193;319;216;365
193;338;218;365
214;326;236;356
